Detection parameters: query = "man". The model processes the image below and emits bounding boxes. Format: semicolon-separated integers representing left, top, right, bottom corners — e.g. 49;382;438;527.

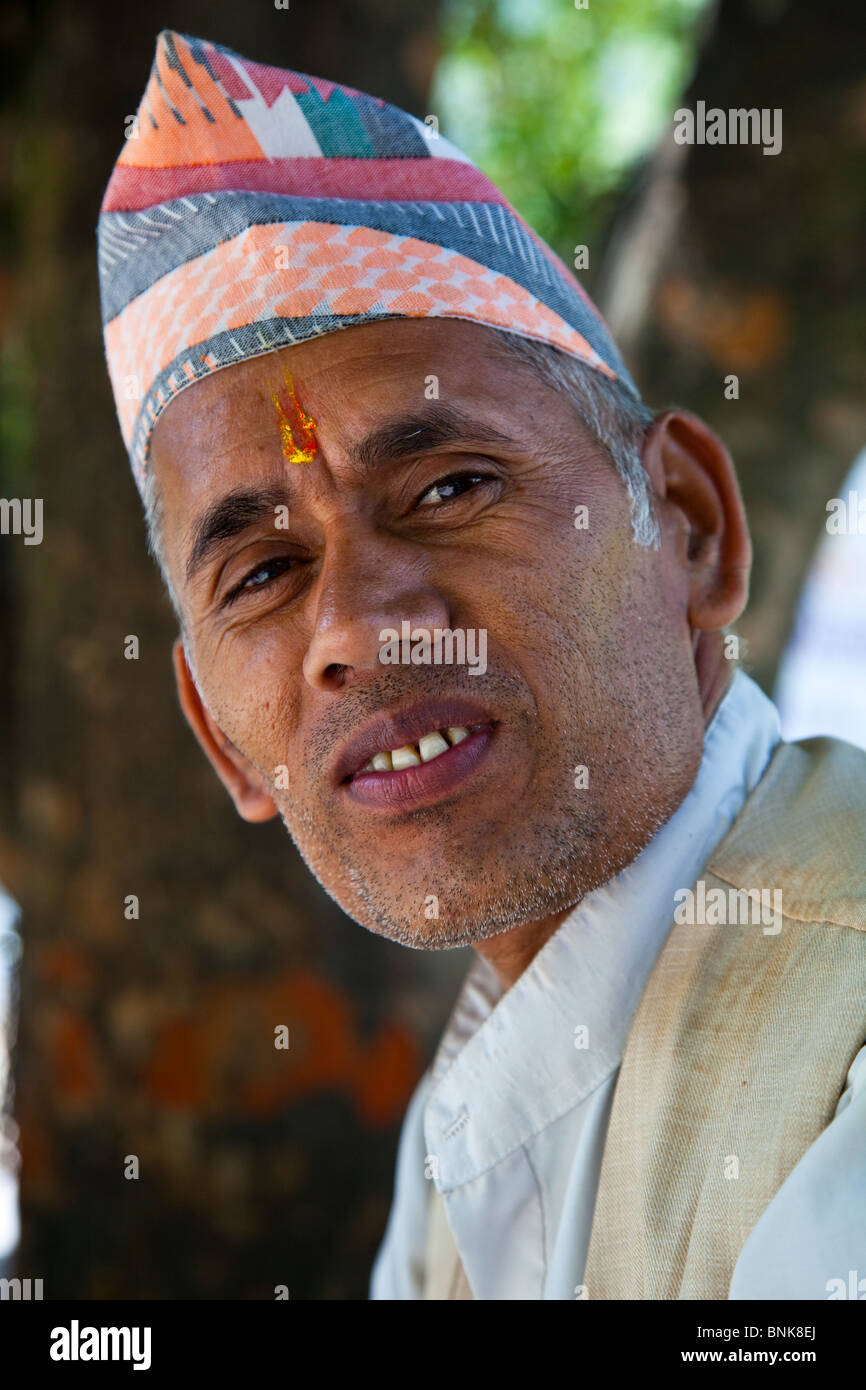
98;31;866;1300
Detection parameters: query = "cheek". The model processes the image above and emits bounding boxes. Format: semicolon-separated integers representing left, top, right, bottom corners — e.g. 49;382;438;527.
509;510;635;652
196;636;304;772
524;527;674;731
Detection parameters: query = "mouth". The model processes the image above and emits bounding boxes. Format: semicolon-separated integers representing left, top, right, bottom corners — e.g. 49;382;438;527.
333;697;499;813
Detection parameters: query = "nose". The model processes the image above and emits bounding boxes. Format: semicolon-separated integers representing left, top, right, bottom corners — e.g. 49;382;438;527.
302;529;453;692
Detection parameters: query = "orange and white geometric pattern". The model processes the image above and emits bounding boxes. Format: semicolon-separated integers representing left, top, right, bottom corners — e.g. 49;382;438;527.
105;220;614;457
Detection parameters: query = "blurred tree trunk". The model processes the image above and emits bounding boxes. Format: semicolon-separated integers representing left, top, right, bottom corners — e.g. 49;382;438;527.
0;0;445;1300
598;0;866;693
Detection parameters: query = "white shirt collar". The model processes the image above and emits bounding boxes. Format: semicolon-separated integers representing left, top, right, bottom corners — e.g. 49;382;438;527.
424;670;782;1190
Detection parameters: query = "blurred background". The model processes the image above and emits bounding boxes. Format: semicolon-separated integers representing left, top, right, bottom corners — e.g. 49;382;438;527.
0;0;863;1297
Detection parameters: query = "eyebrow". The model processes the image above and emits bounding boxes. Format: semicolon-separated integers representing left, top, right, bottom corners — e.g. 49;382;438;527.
183;404;515;586
185;484;290;584
348;403;515;476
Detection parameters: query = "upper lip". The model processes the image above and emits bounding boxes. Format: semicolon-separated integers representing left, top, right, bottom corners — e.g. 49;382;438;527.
332;695;498;785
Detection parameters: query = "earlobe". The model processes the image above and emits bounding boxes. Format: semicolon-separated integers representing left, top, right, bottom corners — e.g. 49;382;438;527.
642;410;751;631
171;638;279;823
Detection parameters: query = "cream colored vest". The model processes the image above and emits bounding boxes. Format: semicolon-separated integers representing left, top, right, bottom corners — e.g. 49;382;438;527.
424;737;866;1300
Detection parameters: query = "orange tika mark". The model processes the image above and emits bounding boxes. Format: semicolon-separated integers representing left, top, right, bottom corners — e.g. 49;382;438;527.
271;367;318;464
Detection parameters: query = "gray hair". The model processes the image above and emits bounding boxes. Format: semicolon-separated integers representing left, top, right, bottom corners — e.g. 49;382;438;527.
143;466;184;625
142;326;659;619
486;328;659;547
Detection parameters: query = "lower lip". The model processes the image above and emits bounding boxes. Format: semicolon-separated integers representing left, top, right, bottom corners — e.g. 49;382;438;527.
342;725;496;812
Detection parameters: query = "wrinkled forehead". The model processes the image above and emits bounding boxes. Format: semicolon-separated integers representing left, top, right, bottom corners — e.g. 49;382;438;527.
147;318;557;501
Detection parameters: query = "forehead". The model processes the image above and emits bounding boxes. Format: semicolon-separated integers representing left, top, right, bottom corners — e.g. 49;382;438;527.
149;318;551;482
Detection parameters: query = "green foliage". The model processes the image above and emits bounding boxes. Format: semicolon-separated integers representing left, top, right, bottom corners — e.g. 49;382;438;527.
433;0;709;259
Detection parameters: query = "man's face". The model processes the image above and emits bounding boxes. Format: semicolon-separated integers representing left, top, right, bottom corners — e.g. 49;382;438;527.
151;318;705;948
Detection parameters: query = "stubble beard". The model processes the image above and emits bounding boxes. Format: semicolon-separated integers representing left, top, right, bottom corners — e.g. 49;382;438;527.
276;743;679;951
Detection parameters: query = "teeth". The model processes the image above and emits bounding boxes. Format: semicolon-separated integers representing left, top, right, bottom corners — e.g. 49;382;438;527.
391;744;421;770
418;731;450;763
357;722;484;775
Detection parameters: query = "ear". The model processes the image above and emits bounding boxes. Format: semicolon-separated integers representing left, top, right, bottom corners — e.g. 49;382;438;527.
641;409;751;629
171;638;278;823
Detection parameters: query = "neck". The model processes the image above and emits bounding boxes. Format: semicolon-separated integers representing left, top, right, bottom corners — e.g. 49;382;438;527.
694;629;734;727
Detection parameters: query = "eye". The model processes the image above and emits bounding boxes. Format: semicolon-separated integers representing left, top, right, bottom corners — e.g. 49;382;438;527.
414;471;496;509
223;555;296;606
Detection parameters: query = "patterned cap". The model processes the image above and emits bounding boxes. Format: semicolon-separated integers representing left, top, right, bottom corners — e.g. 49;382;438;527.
98;30;635;495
